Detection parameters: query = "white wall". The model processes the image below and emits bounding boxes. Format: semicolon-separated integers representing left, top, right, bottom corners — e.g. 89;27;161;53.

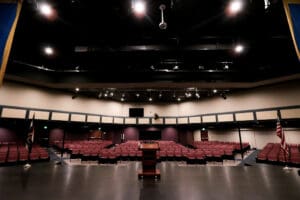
193;128;300;149
0;80;300;117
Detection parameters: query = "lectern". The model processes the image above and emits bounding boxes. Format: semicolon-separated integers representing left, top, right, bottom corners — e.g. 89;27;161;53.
138;142;160;179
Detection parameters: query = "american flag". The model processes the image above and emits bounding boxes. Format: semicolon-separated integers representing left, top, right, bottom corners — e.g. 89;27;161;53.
26;114;35;153
276;119;289;155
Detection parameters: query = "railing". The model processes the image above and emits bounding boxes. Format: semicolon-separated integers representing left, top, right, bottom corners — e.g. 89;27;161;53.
0;104;300;125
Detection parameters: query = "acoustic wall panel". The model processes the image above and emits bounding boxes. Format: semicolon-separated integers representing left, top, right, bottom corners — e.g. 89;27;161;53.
87;115;100;123
101;116;113;123
165;118;177;124
235;112;254;121
114;117;124;124
1;108;26;119
178;117;188;124
51;112;69;121
29;111;49;120
256;111;277;120
125;118;136;124
281;108;300;119
152;118;164;124
189;116;201;123
202;115;216;123
71;114;86;122
218;114;234;122
138;118;150;124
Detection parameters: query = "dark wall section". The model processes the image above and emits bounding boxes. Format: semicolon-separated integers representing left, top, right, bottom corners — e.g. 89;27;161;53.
178;129;194;146
124;127;139;141
161;127;178;142
0;128;17;143
49;128;64;145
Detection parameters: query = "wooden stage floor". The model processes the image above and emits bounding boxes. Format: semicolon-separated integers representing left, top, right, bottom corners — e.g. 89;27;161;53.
0;161;299;200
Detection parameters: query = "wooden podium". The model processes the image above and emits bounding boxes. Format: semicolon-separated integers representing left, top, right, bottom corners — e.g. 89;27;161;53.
138;142;160;179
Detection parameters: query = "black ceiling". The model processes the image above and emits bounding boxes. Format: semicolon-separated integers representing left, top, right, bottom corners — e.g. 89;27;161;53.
4;0;300;102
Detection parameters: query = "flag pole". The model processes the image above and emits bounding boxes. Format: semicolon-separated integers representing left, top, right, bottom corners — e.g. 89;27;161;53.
55;129;66;165
277;115;291;171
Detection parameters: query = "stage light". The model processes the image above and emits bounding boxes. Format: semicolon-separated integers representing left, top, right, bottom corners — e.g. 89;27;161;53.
224;64;229;69
195;92;200;98
228;0;244;15
177;97;181;102
109;92;114;97
44;46;54;55
234;44;244;53
133;1;146;16
121;97;125;101
39;3;54;17
149;97;153;102
136;93;140;97
75;87;80;92
213;89;218;94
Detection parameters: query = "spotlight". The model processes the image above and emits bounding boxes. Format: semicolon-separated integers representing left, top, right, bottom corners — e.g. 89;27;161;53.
213;89;218;94
98;92;102;98
195;92;200;98
234;44;244;53
228;0;244;15
121;97;125;102
110;92;114;97
132;1;146;16
75;87;80;92
104;93;108;97
39;3;53;17
44;126;48;130
44;46;54;55
149;97;153;102
173;65;179;70
224;64;229;70
136;93;140;97
158;93;162;98
177;97;181;102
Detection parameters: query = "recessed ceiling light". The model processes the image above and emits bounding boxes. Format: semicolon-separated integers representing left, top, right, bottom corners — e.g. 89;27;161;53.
228;0;244;15
39;3;54;17
44;46;54;55
133;1;146;16
234;44;244;53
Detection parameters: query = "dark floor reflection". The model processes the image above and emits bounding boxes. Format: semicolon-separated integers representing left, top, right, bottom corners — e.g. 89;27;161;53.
0;162;299;200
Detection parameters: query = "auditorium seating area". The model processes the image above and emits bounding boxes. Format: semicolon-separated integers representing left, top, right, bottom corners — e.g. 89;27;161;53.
256;143;300;167
57;140;252;165
53;140;113;160
0;142;49;166
193;141;251;161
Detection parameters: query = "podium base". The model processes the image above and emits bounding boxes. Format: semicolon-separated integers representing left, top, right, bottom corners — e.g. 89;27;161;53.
138;169;160;180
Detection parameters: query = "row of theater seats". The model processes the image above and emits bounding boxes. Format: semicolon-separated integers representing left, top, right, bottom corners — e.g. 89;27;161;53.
53;140;113;160
58;140;250;164
193;141;251;160
0;143;49;166
257;143;300;167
